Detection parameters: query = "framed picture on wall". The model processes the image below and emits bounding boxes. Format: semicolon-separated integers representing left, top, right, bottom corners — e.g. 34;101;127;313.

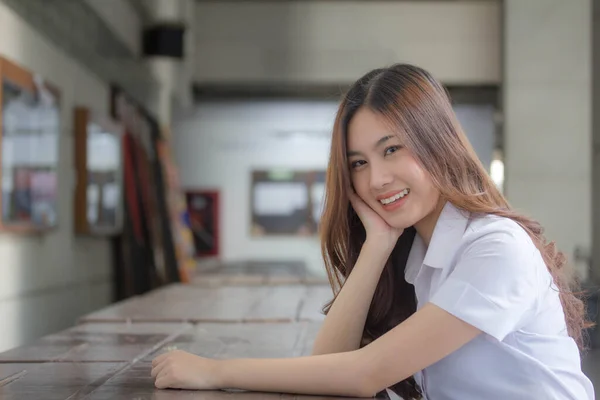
0;56;61;232
73;107;124;235
250;169;326;236
185;190;219;257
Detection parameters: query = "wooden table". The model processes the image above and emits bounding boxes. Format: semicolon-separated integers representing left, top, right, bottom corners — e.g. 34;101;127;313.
0;281;390;399
78;284;331;324
191;260;329;287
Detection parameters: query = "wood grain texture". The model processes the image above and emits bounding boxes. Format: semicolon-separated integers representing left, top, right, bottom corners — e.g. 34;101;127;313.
79;285;327;324
0;275;395;399
0;362;127;399
0;323;192;362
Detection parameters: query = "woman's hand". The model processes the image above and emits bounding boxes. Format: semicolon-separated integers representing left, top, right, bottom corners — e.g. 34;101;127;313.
349;192;403;251
151;350;222;390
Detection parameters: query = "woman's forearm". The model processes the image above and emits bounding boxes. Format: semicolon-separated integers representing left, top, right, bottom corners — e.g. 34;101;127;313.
217;350;376;398
311;240;393;355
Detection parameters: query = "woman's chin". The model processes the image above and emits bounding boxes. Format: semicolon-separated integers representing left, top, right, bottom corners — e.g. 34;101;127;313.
386;212;419;231
387;219;411;231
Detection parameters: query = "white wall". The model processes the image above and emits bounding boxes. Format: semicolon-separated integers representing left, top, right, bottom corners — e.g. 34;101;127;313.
194;0;500;85
173;101;496;276
504;0;591;280
0;3;114;351
174;101;337;275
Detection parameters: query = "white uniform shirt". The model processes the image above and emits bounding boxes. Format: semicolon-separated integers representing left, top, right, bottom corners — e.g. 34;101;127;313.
405;202;594;400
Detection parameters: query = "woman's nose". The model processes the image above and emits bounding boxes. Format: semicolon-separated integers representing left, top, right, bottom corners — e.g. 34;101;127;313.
369;162;394;190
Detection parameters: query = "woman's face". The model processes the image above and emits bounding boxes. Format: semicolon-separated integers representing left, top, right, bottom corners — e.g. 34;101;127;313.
346;107;440;231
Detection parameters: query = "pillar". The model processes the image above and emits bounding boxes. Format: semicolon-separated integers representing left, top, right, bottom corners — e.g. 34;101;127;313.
503;0;592;282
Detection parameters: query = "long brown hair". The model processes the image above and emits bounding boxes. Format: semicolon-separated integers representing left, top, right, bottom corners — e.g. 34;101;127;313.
319;64;590;399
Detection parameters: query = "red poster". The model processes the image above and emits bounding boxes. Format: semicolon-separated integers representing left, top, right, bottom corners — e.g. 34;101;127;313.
185;191;219;257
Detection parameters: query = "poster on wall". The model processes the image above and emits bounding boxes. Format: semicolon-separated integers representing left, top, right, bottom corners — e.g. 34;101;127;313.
86;126;122;231
185;191;219;257
158;135;196;280
74;106;124;235
109;85;182;297
0;57;60;231
250;169;325;236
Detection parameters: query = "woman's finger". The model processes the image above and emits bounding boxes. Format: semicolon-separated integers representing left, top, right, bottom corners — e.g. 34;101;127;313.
348;191;362;206
151;356;171;379
155;374;169;389
152;352;170;367
151;363;162;379
348;192;357;207
156;366;176;389
348;192;369;214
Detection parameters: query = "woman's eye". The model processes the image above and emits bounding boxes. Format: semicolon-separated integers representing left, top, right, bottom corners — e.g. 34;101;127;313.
350;160;366;169
385;145;401;156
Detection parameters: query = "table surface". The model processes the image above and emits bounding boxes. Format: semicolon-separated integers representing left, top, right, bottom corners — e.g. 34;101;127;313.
0;276;389;399
78;284;332;324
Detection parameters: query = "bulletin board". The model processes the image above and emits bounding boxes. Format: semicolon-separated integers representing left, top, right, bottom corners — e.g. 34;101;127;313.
0;56;61;232
73;107;124;236
250;169;325;236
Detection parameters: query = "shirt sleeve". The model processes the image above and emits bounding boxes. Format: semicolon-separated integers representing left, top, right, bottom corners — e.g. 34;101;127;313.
429;225;540;341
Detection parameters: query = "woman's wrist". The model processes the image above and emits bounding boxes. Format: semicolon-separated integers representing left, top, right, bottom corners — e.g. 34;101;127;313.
359;239;395;272
363;236;396;255
212;358;229;389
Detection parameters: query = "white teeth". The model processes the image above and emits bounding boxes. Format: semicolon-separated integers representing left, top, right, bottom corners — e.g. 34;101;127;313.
380;189;410;205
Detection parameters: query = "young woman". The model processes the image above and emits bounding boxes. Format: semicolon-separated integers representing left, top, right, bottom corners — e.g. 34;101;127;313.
151;64;595;399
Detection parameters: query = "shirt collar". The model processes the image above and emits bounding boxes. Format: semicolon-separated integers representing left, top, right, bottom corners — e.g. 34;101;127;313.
405;202;471;283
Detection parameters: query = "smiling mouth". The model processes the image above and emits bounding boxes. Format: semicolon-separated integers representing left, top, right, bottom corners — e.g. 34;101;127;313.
379;189;410;205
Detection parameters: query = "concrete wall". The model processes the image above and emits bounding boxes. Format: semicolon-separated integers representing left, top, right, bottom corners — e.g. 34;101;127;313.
173;101;336;275
0;2;113;351
184;0;501;273
84;0;141;56
173;101;496;275
194;0;501;85
504;0;591;280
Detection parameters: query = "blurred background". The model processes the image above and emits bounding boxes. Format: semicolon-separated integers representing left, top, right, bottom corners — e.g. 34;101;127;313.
0;0;596;388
